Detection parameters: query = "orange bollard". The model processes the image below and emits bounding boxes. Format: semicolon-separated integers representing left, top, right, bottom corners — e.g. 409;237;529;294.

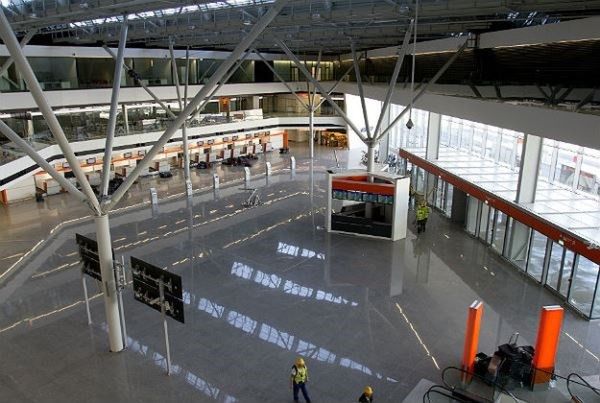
462;300;484;374
531;305;564;386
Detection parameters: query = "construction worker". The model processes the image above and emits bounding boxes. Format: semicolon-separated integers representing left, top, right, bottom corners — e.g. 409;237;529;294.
290;357;311;402
358;386;374;402
416;200;430;234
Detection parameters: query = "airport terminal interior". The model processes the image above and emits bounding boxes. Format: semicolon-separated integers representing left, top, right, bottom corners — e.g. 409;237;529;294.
0;1;599;402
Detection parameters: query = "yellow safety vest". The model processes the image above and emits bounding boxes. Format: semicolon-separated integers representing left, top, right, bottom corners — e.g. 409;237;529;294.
292;365;308;383
416;206;429;221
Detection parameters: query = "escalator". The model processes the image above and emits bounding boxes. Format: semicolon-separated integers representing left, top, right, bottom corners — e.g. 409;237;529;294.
423;367;520;403
567;373;600;403
423;385;473;402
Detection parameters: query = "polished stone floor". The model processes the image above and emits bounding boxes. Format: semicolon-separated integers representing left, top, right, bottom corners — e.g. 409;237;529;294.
0;144;598;402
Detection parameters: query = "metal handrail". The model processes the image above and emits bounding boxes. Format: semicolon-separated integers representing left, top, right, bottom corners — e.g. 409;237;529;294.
441;366;519;403
423;385;464;403
567;372;600;401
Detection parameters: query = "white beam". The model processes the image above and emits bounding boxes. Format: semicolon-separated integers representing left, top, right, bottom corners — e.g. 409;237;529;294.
101;18;128;199
105;0;290;210
0;120;88;203
341;16;600;60
0;8;101;215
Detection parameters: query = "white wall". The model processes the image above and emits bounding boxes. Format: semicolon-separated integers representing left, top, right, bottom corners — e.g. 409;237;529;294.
344;94;384;150
5;175;35;203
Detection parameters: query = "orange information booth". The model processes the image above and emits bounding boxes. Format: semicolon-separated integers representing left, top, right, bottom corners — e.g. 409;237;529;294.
326;170;410;241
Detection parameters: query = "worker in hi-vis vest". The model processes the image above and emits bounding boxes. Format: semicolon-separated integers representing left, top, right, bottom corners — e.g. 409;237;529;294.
290;357;311;402
416;201;430;234
358;386;374;402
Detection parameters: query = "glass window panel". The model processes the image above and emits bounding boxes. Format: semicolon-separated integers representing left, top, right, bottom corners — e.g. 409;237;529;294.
459;123;473;152
133;58;173;85
465;197;479;235
514;137;524;171
507;221;531;270
569;256;599;317
415;167;426;194
486;208;496;244
546;242;564;291
440;116;451;147
444;183;454;217
484;127;500;161
538;141;555;182
559;250;575;297
526;230;547;282
499;131;516;167
77;58;116;89
577;147;600;198
478;203;490;241
435;178;444;210
450;119;460;148
29;57;78;89
594;275;600;319
553;146;578;188
492;211;508;254
472;126;485;157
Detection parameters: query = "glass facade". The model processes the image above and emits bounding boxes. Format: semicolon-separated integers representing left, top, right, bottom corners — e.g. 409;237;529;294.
439;116;524;172
392;108;599;319
539;139;600;200
0;56;335;93
388;107;429;151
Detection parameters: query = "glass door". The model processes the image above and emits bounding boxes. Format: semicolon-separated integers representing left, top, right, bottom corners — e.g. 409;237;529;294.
485;207;497;244
545;242;565;292
434;179;445;211
526;231;548;282
491;211;508;254
559;250;575;298
478;203;490;242
443;183;454;217
465;197;479;235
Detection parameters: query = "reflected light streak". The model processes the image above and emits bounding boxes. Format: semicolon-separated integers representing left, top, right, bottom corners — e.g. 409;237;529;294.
395;303;440;370
0;239;44;282
231;262;358;307
277;242;325;260
99;323;238;402
187;290;395;382
0;292;102;335
1;252;24;260
223;207;322;250
563;332;600;362
31;260;80;279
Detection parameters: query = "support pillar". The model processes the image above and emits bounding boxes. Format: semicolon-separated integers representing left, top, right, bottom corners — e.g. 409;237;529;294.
425;112;441;161
425;112;441;203
122;104;129;134
516;134;542;204
509;134;543;262
366;143;376;173
378;105;391;159
309;107;315;159
95;214;124;352
251;96;261;109
26;118;34;138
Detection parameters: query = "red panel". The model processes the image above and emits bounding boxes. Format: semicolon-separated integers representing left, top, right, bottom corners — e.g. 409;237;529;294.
400;150;600;264
332;179;395;195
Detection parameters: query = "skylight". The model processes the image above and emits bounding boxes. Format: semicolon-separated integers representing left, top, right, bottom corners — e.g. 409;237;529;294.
66;1;275;29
